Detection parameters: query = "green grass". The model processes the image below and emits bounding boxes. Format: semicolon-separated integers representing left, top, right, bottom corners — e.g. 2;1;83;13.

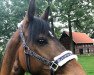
78;55;94;75
25;55;94;75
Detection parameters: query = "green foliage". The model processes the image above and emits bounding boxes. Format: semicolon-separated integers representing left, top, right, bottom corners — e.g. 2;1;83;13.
25;72;30;75
0;0;29;59
36;0;48;16
53;0;94;34
91;32;94;38
54;26;62;39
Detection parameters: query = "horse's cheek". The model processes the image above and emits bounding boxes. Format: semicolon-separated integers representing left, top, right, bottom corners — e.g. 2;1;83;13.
18;46;27;70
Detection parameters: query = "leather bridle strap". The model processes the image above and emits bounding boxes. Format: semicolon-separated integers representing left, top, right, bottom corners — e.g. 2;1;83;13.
50;68;55;75
24;47;56;75
18;23;32;73
25;54;31;73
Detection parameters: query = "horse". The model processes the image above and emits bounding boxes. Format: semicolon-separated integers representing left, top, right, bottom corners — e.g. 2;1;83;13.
0;0;86;75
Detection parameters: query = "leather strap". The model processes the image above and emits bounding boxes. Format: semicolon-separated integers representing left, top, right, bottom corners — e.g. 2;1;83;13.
25;54;32;73
50;68;55;75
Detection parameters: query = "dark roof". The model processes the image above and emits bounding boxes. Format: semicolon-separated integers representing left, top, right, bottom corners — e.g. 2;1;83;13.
62;31;94;44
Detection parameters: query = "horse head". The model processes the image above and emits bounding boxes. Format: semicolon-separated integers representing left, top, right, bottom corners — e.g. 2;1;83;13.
16;0;86;75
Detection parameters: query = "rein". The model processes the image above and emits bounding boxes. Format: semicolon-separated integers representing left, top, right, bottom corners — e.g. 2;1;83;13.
18;22;78;75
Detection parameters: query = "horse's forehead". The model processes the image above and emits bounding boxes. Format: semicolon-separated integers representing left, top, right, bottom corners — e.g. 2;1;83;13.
38;31;54;37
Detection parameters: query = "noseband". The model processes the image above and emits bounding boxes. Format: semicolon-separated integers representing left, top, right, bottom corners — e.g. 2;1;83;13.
18;22;78;75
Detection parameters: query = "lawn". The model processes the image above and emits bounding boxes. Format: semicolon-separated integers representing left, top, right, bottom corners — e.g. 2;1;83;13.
25;55;94;75
78;55;94;75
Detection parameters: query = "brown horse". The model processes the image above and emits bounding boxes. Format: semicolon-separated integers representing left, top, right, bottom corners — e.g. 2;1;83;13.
0;0;86;75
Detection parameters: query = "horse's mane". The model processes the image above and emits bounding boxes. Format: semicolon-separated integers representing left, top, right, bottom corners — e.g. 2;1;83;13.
28;17;52;43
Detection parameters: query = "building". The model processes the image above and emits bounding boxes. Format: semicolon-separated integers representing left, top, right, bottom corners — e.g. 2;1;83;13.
60;31;94;54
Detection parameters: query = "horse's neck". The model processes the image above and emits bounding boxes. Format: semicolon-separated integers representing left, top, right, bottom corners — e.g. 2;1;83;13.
0;30;21;75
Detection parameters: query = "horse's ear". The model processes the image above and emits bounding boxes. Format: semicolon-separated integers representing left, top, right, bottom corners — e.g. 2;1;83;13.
28;0;35;21
41;6;50;21
22;11;29;28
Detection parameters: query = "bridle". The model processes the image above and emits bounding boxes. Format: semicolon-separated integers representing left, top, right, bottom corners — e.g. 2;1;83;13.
18;22;78;75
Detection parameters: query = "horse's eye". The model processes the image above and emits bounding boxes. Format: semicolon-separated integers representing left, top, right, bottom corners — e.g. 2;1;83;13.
37;39;47;46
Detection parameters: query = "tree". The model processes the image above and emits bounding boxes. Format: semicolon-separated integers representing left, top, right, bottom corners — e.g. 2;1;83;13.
51;0;94;53
91;31;94;38
0;0;29;62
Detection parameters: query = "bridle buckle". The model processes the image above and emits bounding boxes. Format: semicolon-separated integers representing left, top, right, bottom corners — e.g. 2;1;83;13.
50;61;58;72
